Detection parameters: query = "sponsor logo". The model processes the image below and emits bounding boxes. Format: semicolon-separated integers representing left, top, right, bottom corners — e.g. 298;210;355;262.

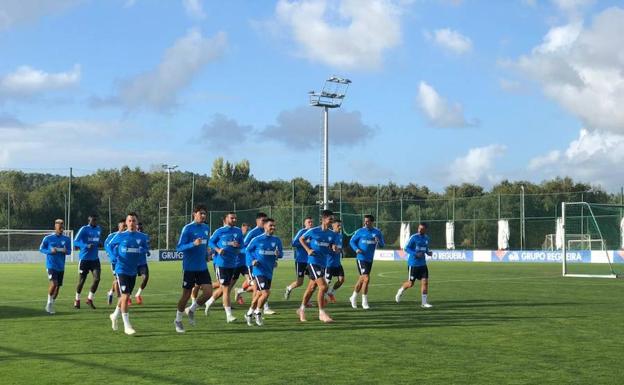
158;251;184;261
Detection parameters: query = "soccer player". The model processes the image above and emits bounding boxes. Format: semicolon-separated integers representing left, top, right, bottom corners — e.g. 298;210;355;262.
233;222;251;305
395;222;433;308
40;219;72;314
104;219;126;305
134;222;149;304
174;205;213;333
106;212;150;335
297;209;336;323
244;218;283;326
325;218;345;304
243;212;276;315
208;212;243;323
73;214;102;309
284;216;314;300
349;214;385;310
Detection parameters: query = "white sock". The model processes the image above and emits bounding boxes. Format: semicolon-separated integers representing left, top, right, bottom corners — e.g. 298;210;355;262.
47;294;53;304
254;309;261;315
75;293;80;301
121;312;131;327
286;284;293;291
319;308;326;316
107;290;113;296
189;302;198;312
235;288;244;295
88;292;94;300
299;304;305;311
224;306;232;317
247;307;254;316
112;306;121;318
263;302;270;310
135;288;143;297
328;288;335;295
351;291;357;299
422;294;428;304
206;297;215;308
362;295;369;304
176;310;184;322
397;287;405;295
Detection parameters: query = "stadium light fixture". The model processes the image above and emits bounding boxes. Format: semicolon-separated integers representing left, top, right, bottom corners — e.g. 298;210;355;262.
309;76;351;210
162;164;178;249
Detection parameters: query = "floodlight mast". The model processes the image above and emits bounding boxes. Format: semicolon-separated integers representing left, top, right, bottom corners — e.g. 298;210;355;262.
309;76;351;210
162;164;178;249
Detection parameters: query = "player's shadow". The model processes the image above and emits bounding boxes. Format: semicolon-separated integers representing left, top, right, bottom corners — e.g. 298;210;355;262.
0;306;52;319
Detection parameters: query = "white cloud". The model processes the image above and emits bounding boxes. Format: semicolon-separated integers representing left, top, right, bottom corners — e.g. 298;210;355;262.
0;64;80;100
183;0;206;20
417;81;476;128
443;145;507;186
348;159;395;184
199;114;254;149
0;0;80;31
424;28;472;54
551;0;594;15
528;129;624;189
104;29;226;111
275;0;402;70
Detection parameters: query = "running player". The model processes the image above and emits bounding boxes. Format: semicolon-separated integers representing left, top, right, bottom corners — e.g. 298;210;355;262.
134;222;149;304
73;214;102;309
244;218;283;326
174;205;213;333
395;222;433;308
325;218;345;303
40;219;72;314
297;209;336;323
208;212;243;323
104;219;126;305
349;214;385;310
243;213;276;314
233;222;251;305
107;212;150;335
284;216;314;300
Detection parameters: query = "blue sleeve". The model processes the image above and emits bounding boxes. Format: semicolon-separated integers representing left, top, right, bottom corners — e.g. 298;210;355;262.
145;235;151;256
349;230;361;251
243;229;255;247
291;229;304;247
39;237;50;254
404;235;416;255
209;229;220;250
277;239;283;259
105;233;120;257
74;226;86;248
176;225;195;252
377;230;385;247
65;237;72;255
246;238;257;262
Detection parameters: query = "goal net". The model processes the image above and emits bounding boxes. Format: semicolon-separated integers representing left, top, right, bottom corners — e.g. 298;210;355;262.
0;229;74;262
561;202;623;278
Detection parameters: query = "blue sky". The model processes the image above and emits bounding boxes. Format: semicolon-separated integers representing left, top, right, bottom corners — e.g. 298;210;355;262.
1;0;623;191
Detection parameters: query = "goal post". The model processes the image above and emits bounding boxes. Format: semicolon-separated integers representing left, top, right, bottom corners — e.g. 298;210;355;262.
0;229;75;262
561;202;622;279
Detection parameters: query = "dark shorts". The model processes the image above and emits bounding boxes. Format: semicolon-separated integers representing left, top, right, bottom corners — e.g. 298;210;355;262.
307;264;325;281
215;266;235;286
183;270;212;290
356;259;373;275
254;275;272;291
325;265;345;281
117;274;136;294
79;259;101;276
137;264;149;277
47;269;65;286
408;265;429;282
295;262;309;278
233;265;249;280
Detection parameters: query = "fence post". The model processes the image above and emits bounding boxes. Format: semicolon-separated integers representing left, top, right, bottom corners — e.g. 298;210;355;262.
291;180;295;241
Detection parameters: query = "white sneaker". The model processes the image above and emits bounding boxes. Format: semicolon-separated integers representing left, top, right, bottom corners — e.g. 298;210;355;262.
421;303;433;308
226;314;237;323
124;325;136;335
45;303;55;314
184;307;196;326
174;320;185;333
204;304;210;316
349;295;357;309
244;313;253;326
264;308;277;315
395;291;402;303
284;287;291;300
255;313;264;326
362;302;371;310
109;313;118;331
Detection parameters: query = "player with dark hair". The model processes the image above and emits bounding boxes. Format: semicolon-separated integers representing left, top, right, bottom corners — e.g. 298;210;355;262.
233;222;252;305
73;214;102;309
243;212;277;314
40;219;72;314
134;221;149;304
104;219;126;305
284;216;314;300
325;218;345;303
395;222;433;308
349;214;385;310
173;204;213;333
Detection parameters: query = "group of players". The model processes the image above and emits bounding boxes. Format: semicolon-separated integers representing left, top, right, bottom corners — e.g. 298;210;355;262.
40;205;434;336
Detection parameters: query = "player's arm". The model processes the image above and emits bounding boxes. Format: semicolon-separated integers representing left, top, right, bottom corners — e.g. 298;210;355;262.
73;226;86;249
39;237;51;254
376;230;386;248
404;235;417;256
426;235;433;256
176;226;198;252
209;229;223;255
276;239;283;259
105;233;120;257
350;230;362;254
247;238;258;266
299;230;314;256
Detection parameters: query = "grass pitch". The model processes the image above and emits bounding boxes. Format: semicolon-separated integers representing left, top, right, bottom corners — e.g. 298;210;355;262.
1;261;623;385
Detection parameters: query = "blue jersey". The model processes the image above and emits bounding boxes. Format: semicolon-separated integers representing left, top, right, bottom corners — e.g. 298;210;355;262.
107;231;150;276
350;227;385;262
39;233;72;271
292;227;309;263
405;233;430;267
302;226;336;267
74;224;102;261
243;226;264;266
104;231;119;265
209;225;243;268
327;231;343;267
247;234;283;279
176;221;210;271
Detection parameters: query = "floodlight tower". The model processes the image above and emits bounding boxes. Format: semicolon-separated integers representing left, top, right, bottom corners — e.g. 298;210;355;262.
309;76;352;210
162;164;178;249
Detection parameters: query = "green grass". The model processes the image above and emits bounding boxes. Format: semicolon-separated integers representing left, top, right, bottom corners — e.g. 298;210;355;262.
1;261;623;385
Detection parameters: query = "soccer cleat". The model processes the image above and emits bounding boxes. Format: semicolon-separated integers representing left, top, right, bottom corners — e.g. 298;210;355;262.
296;308;307;322
349;295;357;309
319;313;334;323
184;307;196;326
174;320;185;333
109;313;118;331
264;308;277;315
86;298;96;309
124;325;136;335
284;287;291;300
74;299;80;309
226;314;237;323
45;303;55;315
255;313;264;326
362;302;371;310
395;291;402;303
244;313;253;326
135;295;143;305
236;293;244;305
107;292;113;305
421;303;433;309
204;304;210;316
328;293;337;304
